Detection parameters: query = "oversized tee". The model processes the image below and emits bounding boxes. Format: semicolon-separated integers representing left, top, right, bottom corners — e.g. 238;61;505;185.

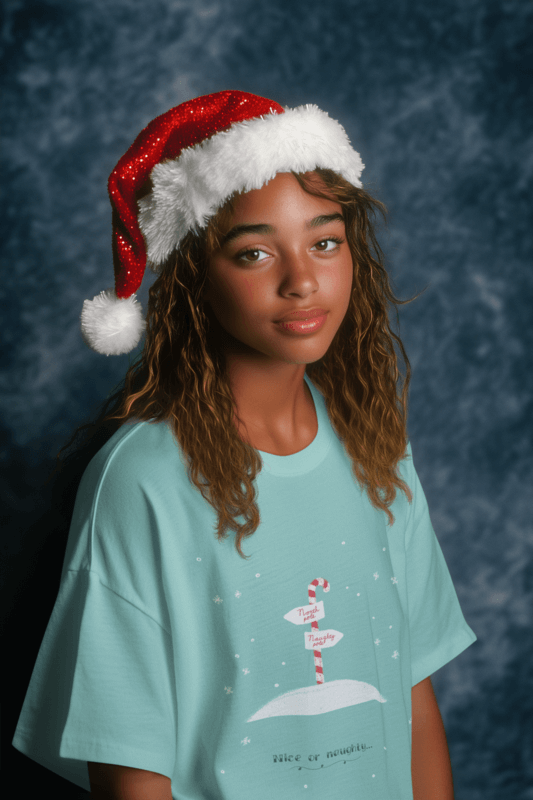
12;372;477;799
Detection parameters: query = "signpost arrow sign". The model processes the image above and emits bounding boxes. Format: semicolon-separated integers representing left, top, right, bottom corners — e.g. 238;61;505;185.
284;600;325;626
304;629;344;651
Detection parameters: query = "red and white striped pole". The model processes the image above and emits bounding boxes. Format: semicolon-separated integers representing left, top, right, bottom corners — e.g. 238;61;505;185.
308;578;330;684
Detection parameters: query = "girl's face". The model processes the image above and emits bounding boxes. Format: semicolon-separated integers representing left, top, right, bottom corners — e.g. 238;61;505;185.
203;171;354;366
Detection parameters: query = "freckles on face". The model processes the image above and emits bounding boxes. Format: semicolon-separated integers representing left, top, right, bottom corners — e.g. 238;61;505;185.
203;172;354;362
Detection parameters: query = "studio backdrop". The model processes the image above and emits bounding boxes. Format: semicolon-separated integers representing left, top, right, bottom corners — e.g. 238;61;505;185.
2;1;532;797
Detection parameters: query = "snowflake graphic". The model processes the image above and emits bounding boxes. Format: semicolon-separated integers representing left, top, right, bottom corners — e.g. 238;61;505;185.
391;576;398;585
374;638;381;646
241;737;251;746
224;687;233;694
235;590;242;598
213;596;223;604
242;667;250;675
373;572;379;580
392;650;400;659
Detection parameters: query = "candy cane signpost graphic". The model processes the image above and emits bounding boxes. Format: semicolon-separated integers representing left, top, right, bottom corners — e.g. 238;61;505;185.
247;575;385;721
283;577;343;684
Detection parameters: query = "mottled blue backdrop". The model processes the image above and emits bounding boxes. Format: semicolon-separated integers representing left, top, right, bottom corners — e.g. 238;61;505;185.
2;0;532;797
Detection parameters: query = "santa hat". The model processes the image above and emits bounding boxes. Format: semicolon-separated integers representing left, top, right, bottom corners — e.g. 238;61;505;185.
80;90;365;355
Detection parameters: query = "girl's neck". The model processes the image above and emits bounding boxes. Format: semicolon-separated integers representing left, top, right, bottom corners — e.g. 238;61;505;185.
225;353;317;456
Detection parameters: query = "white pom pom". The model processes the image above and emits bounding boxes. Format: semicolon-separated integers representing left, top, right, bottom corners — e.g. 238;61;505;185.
80;288;146;355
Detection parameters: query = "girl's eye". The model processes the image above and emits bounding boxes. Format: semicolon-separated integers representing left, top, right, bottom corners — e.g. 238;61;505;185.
313;237;344;252
236;236;344;263
237;248;269;263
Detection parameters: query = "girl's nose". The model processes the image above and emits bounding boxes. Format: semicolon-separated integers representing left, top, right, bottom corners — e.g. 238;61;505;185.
278;250;320;293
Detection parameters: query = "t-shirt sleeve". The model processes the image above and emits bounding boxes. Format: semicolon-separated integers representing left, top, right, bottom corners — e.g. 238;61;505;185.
12;568;177;792
400;443;477;687
11;430;178;792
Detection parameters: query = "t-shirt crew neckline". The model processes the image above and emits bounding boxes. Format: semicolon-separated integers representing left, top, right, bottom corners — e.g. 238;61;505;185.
257;372;333;477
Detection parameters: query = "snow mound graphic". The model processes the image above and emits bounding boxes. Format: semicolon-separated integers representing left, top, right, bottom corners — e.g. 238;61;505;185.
247;679;386;722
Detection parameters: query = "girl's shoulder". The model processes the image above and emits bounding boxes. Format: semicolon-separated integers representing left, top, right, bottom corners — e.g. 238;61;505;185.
399;439;414;474
82;418;180;495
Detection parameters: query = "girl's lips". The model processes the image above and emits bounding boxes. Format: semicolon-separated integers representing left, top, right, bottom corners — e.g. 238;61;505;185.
276;307;328;322
275;314;328;334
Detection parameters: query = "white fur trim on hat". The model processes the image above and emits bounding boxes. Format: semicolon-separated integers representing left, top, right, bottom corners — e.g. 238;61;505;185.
80;288;146;355
137;104;364;269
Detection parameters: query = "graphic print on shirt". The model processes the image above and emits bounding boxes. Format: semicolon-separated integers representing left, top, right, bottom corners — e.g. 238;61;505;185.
247;577;386;722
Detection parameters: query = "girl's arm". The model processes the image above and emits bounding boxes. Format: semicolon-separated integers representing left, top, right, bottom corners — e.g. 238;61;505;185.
411;677;455;799
88;762;172;799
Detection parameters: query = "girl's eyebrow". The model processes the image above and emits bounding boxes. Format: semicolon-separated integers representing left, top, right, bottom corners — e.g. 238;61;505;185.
221;213;344;247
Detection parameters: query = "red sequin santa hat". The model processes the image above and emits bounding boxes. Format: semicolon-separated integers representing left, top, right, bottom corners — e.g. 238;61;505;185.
80;89;365;355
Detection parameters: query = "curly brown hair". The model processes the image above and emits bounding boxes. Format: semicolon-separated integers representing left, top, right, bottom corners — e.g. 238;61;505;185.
54;168;417;560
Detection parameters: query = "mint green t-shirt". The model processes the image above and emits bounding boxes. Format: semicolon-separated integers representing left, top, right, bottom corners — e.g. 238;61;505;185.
12;373;477;799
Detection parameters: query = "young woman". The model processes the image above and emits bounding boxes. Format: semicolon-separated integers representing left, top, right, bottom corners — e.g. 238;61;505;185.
12;90;476;800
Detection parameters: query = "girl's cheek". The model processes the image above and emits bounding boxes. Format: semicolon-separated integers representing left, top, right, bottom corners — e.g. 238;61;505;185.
242;277;255;303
